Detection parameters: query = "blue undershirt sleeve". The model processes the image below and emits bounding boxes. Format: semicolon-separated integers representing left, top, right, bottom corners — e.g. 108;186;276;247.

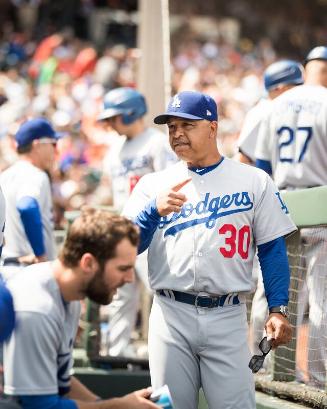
0;281;15;342
255;159;272;175
19;395;78;409
133;199;161;254
17;196;45;256
257;236;290;309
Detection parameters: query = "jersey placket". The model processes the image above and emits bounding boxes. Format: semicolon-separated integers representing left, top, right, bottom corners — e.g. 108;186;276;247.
194;177;208;292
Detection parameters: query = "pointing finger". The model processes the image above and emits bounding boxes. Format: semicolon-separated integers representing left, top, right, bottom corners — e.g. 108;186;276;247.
172;178;192;192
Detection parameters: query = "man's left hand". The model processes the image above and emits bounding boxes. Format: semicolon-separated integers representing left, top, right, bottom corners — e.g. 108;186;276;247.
265;313;292;348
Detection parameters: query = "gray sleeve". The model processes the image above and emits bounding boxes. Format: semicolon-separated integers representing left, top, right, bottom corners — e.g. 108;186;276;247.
253;174;296;245
255;114;271;162
238;111;261;163
122;174;153;219
4;311;62;395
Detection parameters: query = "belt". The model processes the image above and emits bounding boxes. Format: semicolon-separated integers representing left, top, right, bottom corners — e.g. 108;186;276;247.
157;289;240;308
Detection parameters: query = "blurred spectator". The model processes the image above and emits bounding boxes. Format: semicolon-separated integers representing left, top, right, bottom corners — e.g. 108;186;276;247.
0;118;60;266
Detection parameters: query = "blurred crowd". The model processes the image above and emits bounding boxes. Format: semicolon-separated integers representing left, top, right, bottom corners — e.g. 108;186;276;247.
0;22;286;228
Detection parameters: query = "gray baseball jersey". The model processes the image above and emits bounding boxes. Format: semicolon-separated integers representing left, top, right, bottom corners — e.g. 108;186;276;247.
3;262;80;395
103;127;176;212
238;99;272;163
255;85;327;189
0;160;56;260
123;158;296;294
256;84;327;387
124;157;295;409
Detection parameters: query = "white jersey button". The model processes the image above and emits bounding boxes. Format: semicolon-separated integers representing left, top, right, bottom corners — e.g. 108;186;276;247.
198;252;203;257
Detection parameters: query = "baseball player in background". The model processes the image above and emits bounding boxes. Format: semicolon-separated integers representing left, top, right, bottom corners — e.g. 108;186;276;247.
237;60;304;165
255;46;327;388
236;60;304;358
2;208;160;409
0;186;13;344
123;91;296;409
98;87;176;357
0;118;59;267
0;183;16;405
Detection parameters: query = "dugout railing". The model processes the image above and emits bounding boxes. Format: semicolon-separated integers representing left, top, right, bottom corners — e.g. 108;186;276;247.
254;186;327;408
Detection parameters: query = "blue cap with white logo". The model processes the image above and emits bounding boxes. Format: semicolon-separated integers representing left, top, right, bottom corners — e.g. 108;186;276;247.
154;91;218;124
15;117;62;148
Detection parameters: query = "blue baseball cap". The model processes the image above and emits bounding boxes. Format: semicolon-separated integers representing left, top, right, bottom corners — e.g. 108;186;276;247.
264;60;304;91
154;91;218;124
15;118;62;148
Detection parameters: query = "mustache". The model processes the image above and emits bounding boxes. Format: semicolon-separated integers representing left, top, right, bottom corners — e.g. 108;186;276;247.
172;139;188;146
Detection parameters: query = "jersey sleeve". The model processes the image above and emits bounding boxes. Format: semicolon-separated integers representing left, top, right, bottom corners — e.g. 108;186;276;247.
17;197;45;256
16;172;49;204
253;173;297;245
4;311;63;395
238;110;261;163
255;114;272;162
122;174;154;219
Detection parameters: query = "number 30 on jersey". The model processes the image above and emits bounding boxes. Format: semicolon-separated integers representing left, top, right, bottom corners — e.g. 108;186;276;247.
219;224;251;259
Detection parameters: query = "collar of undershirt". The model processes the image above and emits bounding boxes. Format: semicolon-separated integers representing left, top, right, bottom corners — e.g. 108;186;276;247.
188;156;224;175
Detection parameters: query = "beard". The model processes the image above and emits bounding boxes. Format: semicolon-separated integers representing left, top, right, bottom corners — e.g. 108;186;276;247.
85;267;112;305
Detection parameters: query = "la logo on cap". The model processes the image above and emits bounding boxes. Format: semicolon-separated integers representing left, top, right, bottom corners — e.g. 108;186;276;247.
172;95;181;108
206;110;212;116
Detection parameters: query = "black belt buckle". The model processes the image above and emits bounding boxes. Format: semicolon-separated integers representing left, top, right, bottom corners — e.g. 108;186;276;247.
194;294;219;308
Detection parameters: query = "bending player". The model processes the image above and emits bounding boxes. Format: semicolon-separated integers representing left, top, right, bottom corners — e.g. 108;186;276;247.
2;208;160;409
123;91;296;409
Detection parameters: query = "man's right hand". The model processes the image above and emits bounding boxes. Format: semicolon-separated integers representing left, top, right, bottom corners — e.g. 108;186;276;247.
18;254;47;265
156;178;191;216
117;388;160;408
76;388;160;408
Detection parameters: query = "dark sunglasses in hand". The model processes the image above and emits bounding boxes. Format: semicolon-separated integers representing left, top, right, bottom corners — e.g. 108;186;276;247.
248;336;272;373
